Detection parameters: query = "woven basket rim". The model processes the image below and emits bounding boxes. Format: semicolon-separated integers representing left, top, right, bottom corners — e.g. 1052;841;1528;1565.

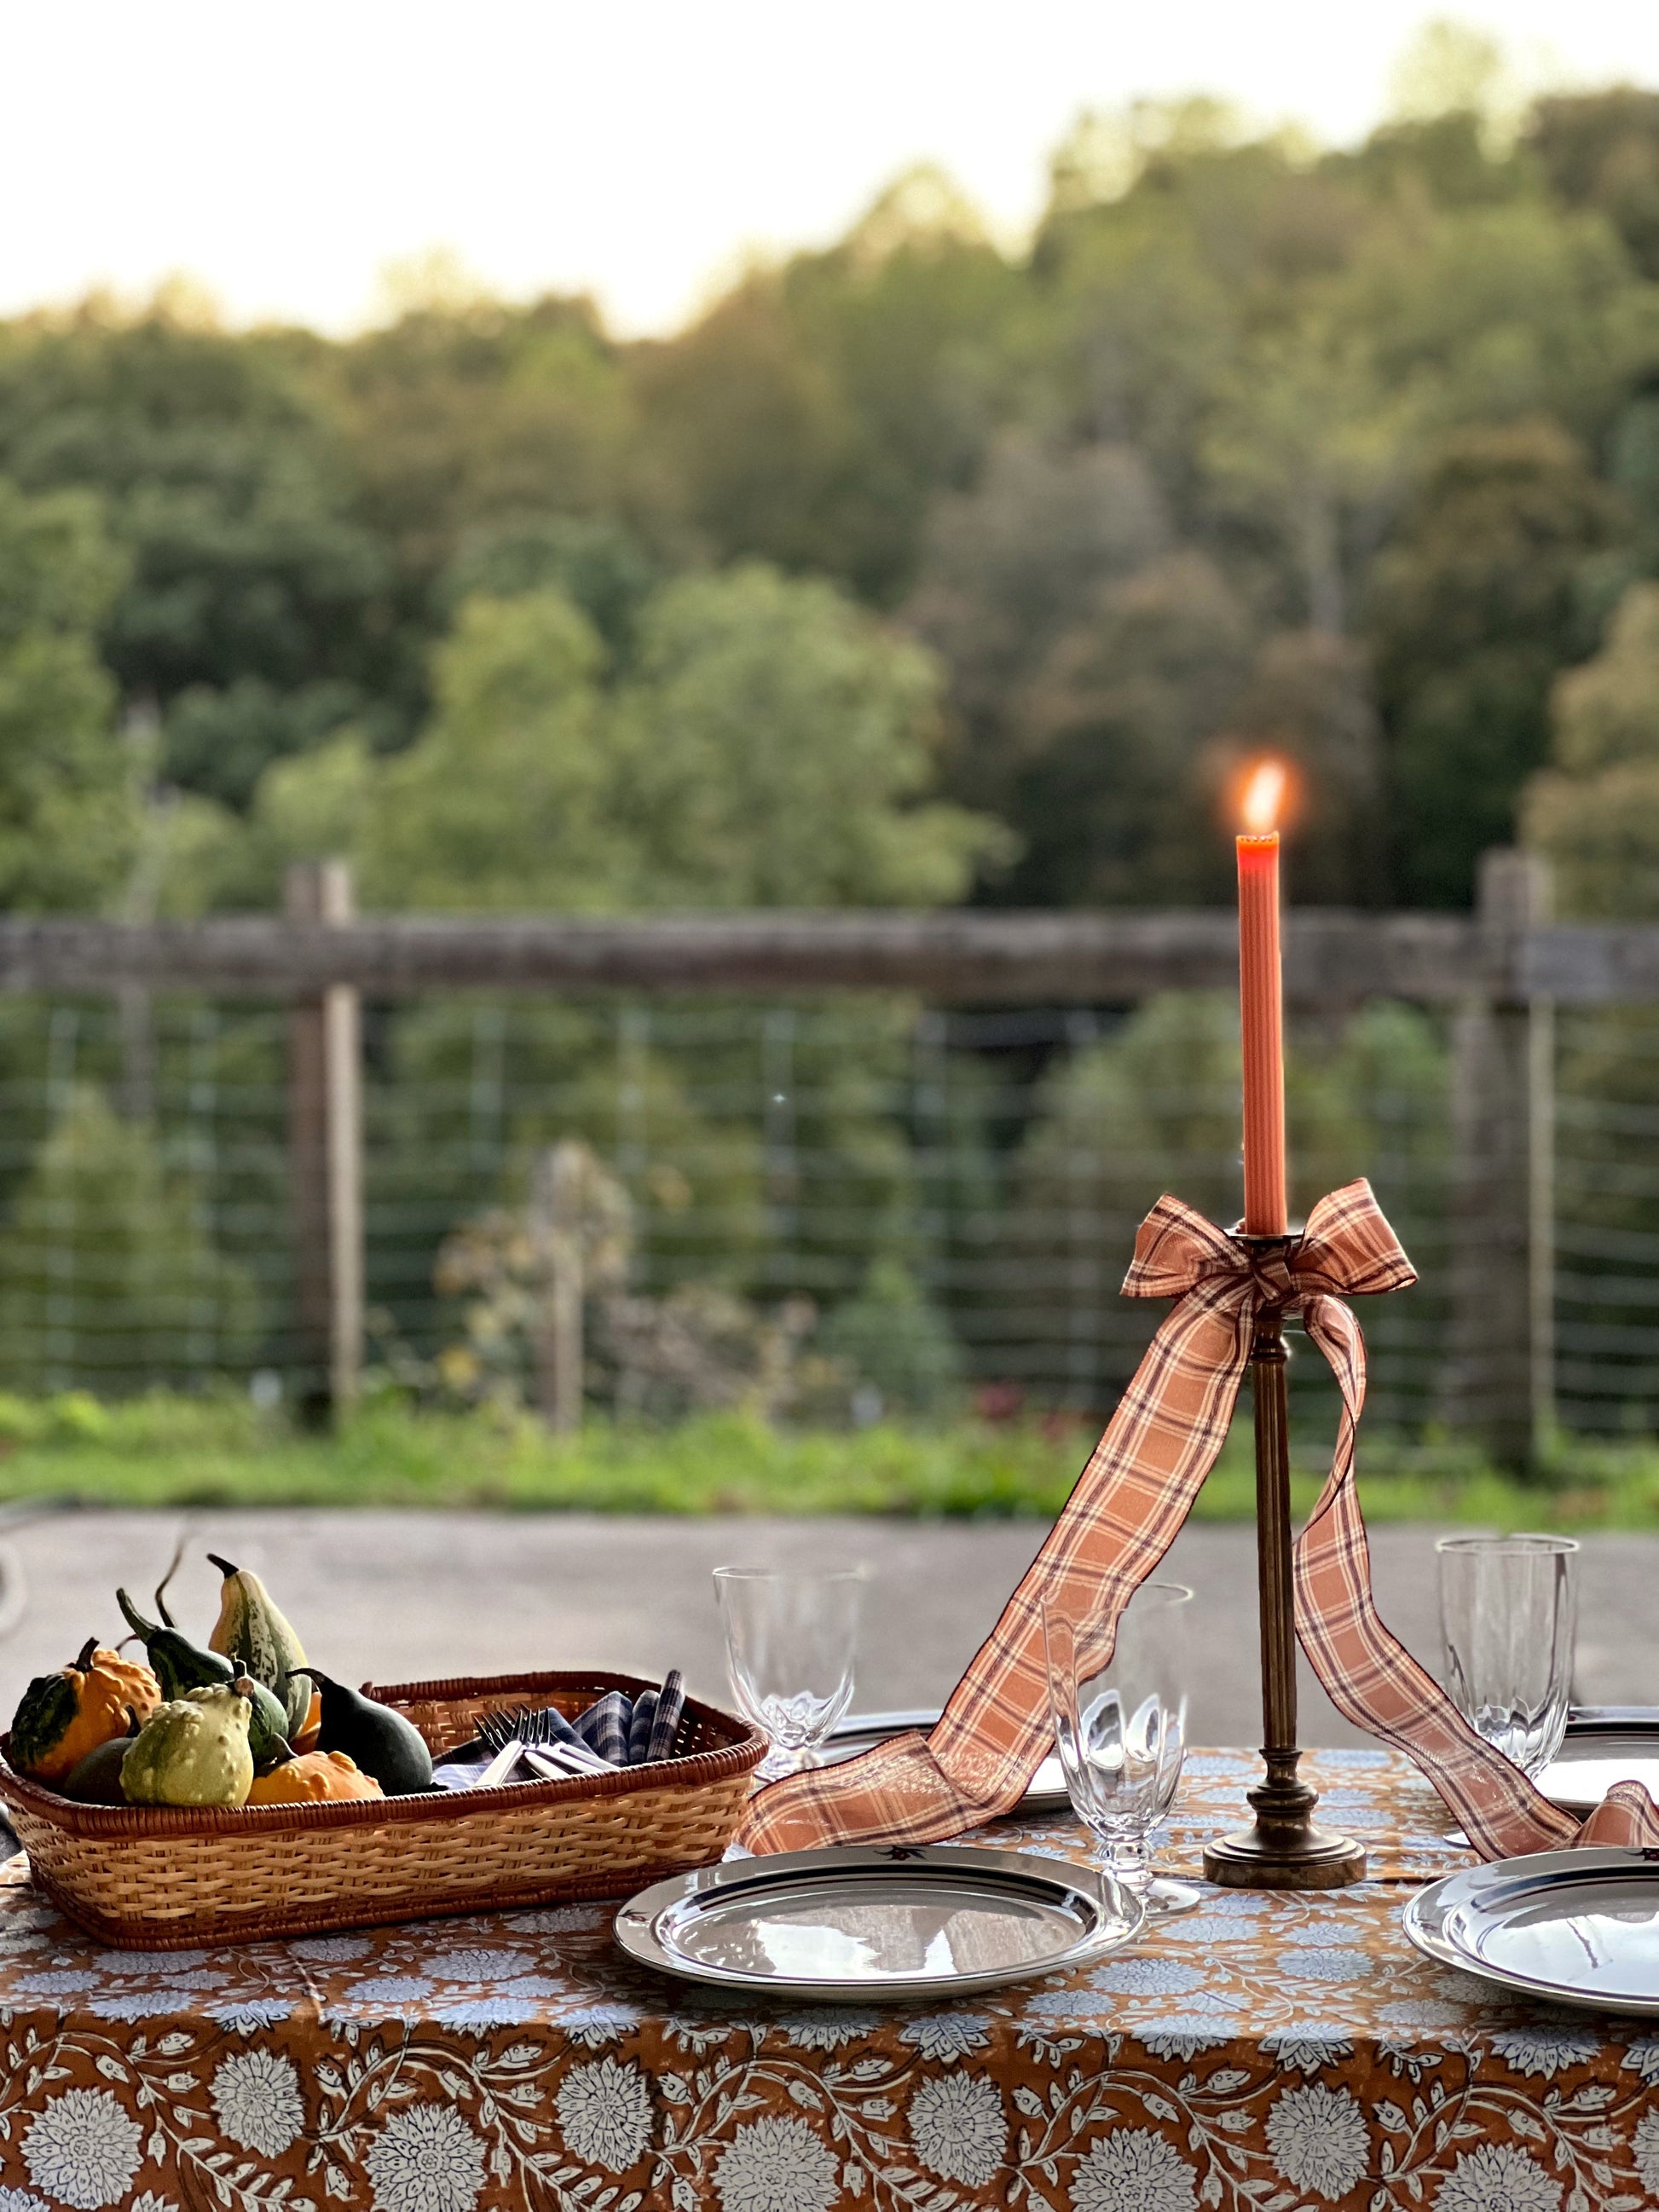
0;1667;764;1841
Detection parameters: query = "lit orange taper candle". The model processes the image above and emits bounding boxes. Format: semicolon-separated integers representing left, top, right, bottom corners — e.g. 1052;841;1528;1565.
1237;760;1288;1236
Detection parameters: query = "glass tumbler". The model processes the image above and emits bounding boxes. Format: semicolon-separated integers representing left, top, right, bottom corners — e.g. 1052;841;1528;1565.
1043;1581;1199;1916
1436;1533;1579;1777
714;1564;865;1782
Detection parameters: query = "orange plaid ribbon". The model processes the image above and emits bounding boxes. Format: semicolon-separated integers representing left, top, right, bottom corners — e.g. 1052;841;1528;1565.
738;1179;1659;1859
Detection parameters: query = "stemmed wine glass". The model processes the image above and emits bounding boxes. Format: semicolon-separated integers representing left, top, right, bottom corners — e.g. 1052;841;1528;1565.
714;1565;866;1782
1043;1582;1199;1916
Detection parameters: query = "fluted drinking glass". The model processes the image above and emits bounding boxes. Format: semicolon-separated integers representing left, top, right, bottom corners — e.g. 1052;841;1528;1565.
714;1565;865;1783
1043;1582;1199;1916
1437;1533;1579;1778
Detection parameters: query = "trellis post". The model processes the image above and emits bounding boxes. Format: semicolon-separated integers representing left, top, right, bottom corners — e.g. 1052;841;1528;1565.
1444;849;1554;1467
286;860;364;1423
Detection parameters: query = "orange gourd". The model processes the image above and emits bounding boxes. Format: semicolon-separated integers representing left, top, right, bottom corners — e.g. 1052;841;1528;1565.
245;1750;384;1805
9;1640;162;1782
292;1689;323;1753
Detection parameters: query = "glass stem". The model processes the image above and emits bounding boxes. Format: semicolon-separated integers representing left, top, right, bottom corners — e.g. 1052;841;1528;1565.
1101;1833;1152;1889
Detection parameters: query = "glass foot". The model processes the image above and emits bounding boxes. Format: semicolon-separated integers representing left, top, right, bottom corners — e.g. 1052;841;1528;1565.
1140;1877;1202;1915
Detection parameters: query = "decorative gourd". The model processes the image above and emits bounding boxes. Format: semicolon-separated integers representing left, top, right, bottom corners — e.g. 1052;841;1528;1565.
62;1730;138;1805
9;1640;162;1782
245;1751;384;1805
292;1689;323;1753
231;1675;294;1774
117;1590;237;1701
121;1685;253;1808
289;1669;433;1795
208;1556;309;1736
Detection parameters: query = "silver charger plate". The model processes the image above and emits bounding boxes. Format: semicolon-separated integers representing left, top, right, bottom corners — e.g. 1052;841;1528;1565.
1540;1710;1659;1816
615;1843;1144;2001
819;1709;1072;1815
1405;1849;1659;2014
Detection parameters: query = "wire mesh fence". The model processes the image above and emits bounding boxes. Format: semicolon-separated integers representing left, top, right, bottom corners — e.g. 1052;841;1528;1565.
0;989;1487;1432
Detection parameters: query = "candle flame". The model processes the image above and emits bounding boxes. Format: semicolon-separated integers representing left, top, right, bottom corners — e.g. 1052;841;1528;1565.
1239;758;1288;836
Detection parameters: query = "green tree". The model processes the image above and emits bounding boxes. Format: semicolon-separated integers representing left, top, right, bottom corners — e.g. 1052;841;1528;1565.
1527;90;1659;280
613;563;1006;907
1367;416;1627;905
0;1087;261;1392
0;478;137;909
1524;580;1659;914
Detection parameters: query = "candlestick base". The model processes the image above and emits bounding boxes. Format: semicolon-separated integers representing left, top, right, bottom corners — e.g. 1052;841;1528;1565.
1202;1753;1366;1890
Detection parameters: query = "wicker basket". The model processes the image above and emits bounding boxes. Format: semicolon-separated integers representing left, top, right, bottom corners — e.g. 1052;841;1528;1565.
0;1669;765;1949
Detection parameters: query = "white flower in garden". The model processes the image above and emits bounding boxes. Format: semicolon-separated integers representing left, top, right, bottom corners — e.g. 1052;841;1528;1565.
1266;2085;1368;2199
555;2057;652;2171
899;2011;992;2062
714;2116;840;2212
211;2047;305;2158
367;2103;486;2212
1488;2025;1602;2079
1434;2144;1562;2212
1071;2127;1197;2212
1633;2108;1659;2196
22;2088;143;2209
908;2071;1007;2185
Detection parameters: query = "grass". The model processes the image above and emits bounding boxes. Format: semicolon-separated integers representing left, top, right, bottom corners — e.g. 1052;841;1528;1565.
0;1389;1656;1524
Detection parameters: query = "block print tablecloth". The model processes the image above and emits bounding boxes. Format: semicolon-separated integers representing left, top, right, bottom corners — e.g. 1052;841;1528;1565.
0;1749;1654;2212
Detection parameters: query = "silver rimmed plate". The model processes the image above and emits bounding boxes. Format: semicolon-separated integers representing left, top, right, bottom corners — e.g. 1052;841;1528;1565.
819;1709;1072;1816
1539;1711;1659;1816
615;1844;1144;2001
1405;1849;1659;2014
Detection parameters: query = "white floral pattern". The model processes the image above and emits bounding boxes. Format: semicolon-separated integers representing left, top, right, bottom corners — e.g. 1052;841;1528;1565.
1633;2107;1659;2195
210;2047;305;2157
908;2071;1007;2185
554;2057;652;2171
714;2116;841;2212
366;2102;487;2212
1434;2145;1563;2212
0;2188;50;2212
21;2089;143;2210
1266;2084;1369;2198
1488;2025;1603;2078
1072;2127;1198;2212
899;2011;992;2061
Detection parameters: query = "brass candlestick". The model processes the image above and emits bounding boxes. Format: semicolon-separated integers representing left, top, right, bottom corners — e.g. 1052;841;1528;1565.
1202;1232;1366;1889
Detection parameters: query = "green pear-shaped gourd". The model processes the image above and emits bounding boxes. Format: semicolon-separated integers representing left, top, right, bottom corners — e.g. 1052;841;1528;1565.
122;1684;254;1808
208;1556;309;1736
288;1669;431;1795
116;1589;237;1700
232;1675;294;1774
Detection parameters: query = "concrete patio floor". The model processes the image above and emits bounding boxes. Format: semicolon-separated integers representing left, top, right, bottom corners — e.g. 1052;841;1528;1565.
3;1509;1656;1747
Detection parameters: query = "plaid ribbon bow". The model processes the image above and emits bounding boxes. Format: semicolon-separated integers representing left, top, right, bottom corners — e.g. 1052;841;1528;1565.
738;1177;1659;1859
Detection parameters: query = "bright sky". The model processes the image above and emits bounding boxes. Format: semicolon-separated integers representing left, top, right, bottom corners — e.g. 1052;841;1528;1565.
6;1;1659;340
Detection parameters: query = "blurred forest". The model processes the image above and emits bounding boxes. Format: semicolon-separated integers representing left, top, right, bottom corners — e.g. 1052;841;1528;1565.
6;42;1659;927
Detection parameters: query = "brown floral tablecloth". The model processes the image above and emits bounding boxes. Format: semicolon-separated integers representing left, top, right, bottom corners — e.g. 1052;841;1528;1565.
0;1748;1653;2212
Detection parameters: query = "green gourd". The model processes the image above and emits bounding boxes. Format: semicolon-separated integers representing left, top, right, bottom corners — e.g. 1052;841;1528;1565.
63;1729;139;1805
231;1675;294;1774
121;1685;254;1808
116;1589;237;1700
208;1556;309;1736
287;1669;432;1796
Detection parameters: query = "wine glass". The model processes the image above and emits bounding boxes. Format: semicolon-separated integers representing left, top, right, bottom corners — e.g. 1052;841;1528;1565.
714;1565;865;1782
1043;1582;1199;1916
1436;1533;1579;1777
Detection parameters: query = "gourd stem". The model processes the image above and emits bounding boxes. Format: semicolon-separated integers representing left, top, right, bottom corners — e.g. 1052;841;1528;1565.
74;1637;99;1672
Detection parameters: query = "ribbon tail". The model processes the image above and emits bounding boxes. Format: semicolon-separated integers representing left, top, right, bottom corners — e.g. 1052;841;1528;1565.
737;1276;1255;1853
1293;1292;1581;1858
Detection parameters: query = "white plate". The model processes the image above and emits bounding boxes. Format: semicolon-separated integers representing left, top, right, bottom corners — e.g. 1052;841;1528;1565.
820;1710;1072;1816
1405;1848;1659;2014
615;1843;1143;2000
